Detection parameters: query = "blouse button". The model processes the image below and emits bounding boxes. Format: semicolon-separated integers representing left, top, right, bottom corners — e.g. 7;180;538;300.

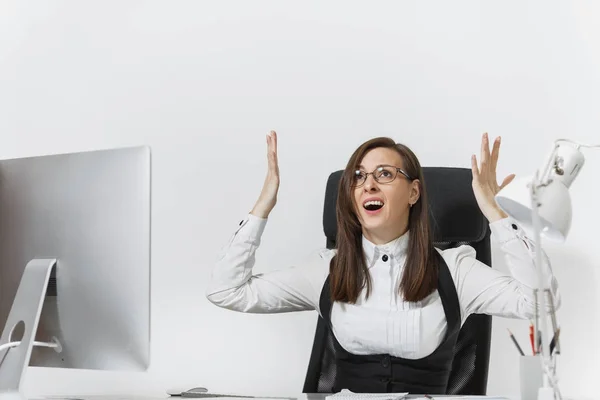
511;223;518;230
382;254;389;262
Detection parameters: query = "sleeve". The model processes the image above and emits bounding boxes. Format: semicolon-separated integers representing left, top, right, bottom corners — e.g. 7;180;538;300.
205;214;332;314
444;217;561;323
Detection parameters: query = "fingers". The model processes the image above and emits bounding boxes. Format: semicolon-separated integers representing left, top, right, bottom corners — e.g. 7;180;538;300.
267;130;277;154
271;130;277;153
266;130;279;174
499;174;516;190
471;154;480;182
480;132;490;179
490;135;501;177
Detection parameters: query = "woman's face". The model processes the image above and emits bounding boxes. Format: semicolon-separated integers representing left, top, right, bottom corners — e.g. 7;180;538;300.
353;147;420;244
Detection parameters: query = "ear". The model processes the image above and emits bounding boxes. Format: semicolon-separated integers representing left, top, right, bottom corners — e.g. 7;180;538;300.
409;179;421;206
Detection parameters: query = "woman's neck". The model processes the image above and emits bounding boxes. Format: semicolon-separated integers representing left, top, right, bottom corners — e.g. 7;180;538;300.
362;222;409;245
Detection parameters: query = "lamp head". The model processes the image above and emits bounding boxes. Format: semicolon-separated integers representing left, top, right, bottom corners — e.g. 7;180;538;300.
495;142;585;242
495;176;572;241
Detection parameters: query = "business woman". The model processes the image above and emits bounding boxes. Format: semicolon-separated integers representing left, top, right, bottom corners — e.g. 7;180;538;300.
206;131;560;394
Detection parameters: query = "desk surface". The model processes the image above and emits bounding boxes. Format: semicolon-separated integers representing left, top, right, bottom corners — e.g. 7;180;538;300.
306;395;510;400
35;392;589;400
36;394;515;400
32;390;591;400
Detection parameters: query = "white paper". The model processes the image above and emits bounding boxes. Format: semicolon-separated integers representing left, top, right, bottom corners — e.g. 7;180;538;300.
325;389;408;400
410;397;510;400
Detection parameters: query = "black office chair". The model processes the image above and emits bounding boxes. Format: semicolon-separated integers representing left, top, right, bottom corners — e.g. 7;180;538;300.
302;167;493;395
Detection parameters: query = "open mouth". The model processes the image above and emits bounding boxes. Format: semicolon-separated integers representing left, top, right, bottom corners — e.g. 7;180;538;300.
363;200;384;212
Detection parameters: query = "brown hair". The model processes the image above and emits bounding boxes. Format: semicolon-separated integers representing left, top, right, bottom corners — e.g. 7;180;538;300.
330;137;438;303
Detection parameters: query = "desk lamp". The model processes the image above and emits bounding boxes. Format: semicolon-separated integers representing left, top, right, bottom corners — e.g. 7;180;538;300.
495;139;600;400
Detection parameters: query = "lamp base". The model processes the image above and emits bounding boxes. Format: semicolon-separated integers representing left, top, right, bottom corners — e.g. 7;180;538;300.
0;391;26;400
0;259;56;395
538;386;555;400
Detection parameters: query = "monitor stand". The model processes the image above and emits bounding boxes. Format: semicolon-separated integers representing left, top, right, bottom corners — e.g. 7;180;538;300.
0;259;57;400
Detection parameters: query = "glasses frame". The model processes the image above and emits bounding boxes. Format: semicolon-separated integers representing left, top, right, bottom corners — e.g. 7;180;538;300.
353;164;414;188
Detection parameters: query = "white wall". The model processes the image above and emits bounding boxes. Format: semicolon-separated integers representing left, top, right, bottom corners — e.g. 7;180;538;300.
1;0;599;398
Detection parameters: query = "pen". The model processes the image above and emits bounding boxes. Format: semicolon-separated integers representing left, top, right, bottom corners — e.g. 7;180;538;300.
507;328;525;355
529;324;535;354
550;327;561;355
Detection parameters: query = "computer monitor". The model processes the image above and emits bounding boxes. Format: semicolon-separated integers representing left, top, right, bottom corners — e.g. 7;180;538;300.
0;146;151;398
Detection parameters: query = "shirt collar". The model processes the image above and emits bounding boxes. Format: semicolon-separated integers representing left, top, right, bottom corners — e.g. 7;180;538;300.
362;230;410;267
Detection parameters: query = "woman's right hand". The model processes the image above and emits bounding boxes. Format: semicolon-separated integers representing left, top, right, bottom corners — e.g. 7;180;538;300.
250;130;280;218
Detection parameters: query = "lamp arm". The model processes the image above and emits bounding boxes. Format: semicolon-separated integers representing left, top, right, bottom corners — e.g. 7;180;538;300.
554;138;600;149
531;186;564;400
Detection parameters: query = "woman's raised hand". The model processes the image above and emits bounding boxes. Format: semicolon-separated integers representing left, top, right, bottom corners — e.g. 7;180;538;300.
250;131;280;218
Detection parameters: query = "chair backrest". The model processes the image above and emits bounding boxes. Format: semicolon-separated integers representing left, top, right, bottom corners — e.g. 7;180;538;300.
302;167;492;395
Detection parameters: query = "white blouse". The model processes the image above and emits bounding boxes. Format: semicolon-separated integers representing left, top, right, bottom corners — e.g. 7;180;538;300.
206;214;560;359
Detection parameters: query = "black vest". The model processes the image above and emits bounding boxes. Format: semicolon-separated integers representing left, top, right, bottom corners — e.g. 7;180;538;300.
320;252;461;394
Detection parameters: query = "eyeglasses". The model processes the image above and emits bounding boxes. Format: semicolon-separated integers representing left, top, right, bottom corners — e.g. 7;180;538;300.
353;165;414;187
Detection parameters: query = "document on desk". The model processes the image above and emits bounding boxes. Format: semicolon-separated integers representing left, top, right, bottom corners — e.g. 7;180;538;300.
410;397;509;399
325;389;408;400
325;392;510;400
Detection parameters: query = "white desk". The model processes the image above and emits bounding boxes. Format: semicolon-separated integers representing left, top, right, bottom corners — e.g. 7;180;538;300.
33;392;589;400
34;394;517;400
306;395;512;400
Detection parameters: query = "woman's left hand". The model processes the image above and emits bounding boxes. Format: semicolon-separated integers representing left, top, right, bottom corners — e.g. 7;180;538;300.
471;133;516;222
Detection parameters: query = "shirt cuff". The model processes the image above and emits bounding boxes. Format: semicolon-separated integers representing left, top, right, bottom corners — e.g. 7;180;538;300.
234;213;268;243
489;216;526;245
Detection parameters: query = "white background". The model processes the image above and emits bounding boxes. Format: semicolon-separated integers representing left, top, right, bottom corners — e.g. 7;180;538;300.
1;1;599;398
